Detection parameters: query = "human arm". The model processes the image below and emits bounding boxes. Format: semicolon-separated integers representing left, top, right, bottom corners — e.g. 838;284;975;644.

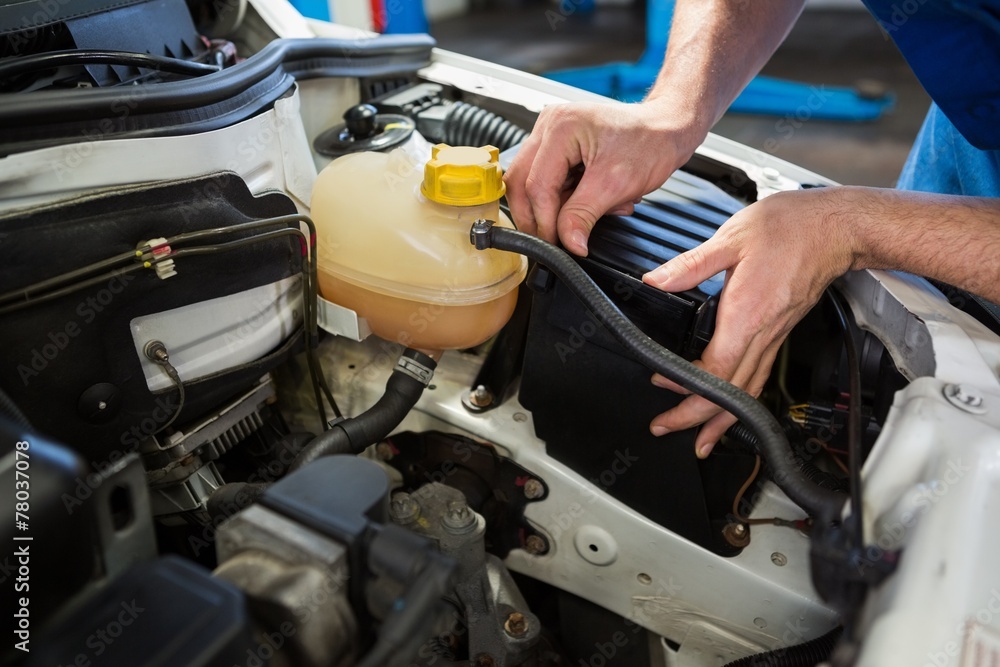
644;185;1000;457
502;0;807;256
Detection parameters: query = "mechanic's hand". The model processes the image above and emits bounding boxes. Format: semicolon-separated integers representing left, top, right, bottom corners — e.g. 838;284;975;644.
642;187;856;458
503;99;703;256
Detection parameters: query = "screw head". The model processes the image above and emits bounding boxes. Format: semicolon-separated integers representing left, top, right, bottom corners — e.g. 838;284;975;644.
442;500;476;533
389;493;419;524
474;654;495;667
771;552;787;567
524;534;547;555
504;611;528;638
523;478;544;500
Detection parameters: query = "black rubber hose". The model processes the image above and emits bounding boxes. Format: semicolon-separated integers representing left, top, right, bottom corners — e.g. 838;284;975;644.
0;49;221;82
442;101;529;152
289;349;437;471
0;386;30;430
725;422;848;493
206;482;270;522
471;222;846;521
721;626;842;667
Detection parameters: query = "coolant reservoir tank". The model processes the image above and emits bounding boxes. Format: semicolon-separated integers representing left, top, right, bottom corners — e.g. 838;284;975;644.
312;144;527;350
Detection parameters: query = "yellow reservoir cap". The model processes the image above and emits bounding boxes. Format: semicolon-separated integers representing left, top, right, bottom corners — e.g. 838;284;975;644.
421;144;505;206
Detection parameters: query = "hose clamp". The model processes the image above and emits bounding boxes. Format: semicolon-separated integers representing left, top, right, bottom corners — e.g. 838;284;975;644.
469;219;495;250
396;356;435;386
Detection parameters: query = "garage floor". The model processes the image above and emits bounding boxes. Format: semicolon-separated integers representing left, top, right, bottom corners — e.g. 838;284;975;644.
432;4;931;187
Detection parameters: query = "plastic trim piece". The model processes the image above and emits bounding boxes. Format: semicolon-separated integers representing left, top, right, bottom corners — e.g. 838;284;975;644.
0;34;435;155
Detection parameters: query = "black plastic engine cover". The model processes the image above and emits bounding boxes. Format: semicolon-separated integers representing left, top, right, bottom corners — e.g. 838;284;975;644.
519;167;757;555
21;556;253;667
0;174;303;464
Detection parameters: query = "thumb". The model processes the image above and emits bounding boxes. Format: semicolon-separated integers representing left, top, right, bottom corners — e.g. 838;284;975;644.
643;240;736;293
556;170;626;257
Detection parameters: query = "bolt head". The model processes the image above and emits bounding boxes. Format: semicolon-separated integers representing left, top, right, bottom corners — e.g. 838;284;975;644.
771;552;787;567
524;534;547;555
375;442;394;461
441;499;476;533
523;478;544;500
504;611;528;637
470;384;493;408
722;522;751;548
389;493;419;524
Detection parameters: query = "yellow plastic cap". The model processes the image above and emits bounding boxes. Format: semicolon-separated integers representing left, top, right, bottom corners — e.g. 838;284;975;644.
421;144;505;206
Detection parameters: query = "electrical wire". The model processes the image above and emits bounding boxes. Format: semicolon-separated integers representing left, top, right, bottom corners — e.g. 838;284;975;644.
731;454;810;529
0;249;145;306
827;289;865;551
0;264;146;315
807;436;850;475
0;49;220;82
144;341;186;436
0;217;303;309
777;341;795;405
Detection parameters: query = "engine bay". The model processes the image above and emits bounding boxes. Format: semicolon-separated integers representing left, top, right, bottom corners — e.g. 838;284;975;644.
3;2;1000;666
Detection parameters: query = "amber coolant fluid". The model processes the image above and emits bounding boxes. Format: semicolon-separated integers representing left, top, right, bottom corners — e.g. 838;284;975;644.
311;144;527;351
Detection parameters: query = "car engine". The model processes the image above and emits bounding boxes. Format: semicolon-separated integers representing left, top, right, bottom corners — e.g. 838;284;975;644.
2;2;1000;667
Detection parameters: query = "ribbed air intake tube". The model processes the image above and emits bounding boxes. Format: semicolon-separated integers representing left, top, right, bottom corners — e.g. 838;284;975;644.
470;221;846;522
721;627;842;667
442;101;529;152
289;348;437;472
0;386;31;429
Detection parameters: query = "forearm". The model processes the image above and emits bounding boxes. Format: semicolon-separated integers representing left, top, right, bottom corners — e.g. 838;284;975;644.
840;186;1000;302
644;0;806;144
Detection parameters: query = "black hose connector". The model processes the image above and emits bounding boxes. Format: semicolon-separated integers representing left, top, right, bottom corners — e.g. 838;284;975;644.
721;627;842;667
442;101;529;152
206;482;270;522
472;223;846;522
290;348;437;472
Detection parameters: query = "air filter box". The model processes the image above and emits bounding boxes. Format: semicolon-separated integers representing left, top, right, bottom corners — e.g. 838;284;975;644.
517;157;758;555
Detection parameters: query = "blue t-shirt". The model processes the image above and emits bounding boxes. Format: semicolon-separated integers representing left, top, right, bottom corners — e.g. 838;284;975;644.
861;0;1000;196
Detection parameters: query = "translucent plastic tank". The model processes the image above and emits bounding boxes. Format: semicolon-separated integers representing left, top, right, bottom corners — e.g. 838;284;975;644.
312;144;527;351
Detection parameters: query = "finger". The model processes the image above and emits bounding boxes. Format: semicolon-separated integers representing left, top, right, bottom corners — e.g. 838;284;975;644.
693;340;783;457
650;392;725;436
556;168;630;256
651;370;693;396
523;131;583;245
649;324;773;435
503;134;543;235
607;203;635;216
694;412;739;458
642;239;738;293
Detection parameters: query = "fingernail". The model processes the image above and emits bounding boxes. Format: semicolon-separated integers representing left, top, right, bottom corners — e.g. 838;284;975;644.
651;425;669;437
643;267;669;287
651;375;670;389
570;231;588;255
696;443;712;458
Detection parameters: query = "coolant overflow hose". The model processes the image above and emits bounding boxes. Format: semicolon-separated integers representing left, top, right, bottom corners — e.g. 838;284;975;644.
470;220;846;522
289;348;437;472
